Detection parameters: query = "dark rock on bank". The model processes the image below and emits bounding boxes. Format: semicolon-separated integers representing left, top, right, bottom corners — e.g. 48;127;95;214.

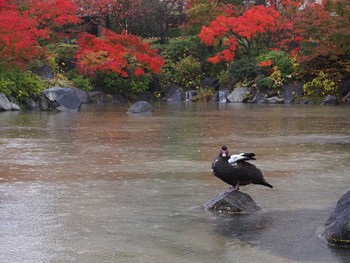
127;101;154;114
204;190;261;213
322;189;350;247
40;87;88;111
0;93;20;111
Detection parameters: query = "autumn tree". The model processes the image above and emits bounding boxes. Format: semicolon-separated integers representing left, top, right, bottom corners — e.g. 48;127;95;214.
75;29;165;93
198;5;281;63
0;0;79;67
294;0;350;60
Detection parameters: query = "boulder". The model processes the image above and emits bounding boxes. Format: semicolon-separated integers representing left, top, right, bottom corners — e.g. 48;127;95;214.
0;93;20;111
203;190;261;213
40;87;88;111
127;101;154;114
227;87;255;103
281;82;304;103
163;83;183;102
322;95;338;105
322;190;350;247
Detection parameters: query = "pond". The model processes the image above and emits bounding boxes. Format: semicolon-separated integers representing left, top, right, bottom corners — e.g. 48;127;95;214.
0;103;350;263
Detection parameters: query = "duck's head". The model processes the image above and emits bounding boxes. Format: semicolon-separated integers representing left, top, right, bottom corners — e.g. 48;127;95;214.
220;145;229;157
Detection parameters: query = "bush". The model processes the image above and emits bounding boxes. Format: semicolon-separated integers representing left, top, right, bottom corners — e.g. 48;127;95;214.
303;71;337;98
256;50;293;77
193;87;215;102
172;55;204;89
0;71;45;103
46;43;78;73
230;57;259;84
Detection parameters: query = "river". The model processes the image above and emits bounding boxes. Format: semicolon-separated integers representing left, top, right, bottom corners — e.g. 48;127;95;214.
0;103;350;263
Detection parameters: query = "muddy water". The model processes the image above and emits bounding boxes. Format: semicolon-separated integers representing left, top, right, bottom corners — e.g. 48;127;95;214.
1;103;350;262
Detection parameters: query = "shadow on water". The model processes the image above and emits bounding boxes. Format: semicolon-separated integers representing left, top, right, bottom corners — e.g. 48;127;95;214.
209;207;350;262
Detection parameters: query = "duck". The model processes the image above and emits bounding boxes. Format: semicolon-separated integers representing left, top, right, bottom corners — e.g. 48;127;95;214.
211;145;273;190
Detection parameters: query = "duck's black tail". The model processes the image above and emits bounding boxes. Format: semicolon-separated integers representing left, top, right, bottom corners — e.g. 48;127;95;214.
261;181;273;189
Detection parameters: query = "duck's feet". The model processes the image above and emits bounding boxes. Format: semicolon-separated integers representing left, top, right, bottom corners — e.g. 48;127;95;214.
228;185;240;192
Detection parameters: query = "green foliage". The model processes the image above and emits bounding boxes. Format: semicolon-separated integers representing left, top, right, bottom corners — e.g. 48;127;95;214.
193;87;215;102
66;70;93;91
155;36;200;63
256;50;293;77
94;71;151;98
303;71;337;98
46;43;78;73
230;57;259;84
0;71;45;102
172;55;204;90
255;75;275;89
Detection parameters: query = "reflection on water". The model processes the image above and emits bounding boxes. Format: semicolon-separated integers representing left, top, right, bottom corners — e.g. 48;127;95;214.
1;103;350;262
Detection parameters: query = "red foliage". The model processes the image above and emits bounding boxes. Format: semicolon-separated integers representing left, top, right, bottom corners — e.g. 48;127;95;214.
258;60;274;67
75;29;165;77
0;0;80;66
198;5;281;63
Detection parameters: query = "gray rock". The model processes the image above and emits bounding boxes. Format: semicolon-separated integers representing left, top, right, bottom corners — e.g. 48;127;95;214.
227;87;255;103
266;96;284;104
127;101;153;114
281;82;303;103
322;95;338;105
322;190;350;247
0;93;20;111
203;190;261;213
163;83;183;102
32;64;54;79
40;87;88;111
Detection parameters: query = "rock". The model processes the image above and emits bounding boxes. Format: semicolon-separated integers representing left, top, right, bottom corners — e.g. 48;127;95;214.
25;98;39;110
227;87;255;103
203;190;261;213
40;87;88;111
266;96;285;104
127;101;153;114
217;89;229;103
185;90;198;102
322;190;350;247
0;93;20;111
200;77;220;90
281;82;303;103
322;95;338;105
163;83;183;102
32;64;54;79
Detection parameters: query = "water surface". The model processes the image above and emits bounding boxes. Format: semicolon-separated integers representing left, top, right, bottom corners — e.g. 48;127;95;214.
1;103;350;263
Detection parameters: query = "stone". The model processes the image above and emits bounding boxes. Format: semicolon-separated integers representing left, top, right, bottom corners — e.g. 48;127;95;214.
322;190;350;247
227;87;255;103
127;101;154;114
322;95;338;105
203;190;261;213
40;87;88;111
0;93;20;111
163;83;183;102
280;82;304;103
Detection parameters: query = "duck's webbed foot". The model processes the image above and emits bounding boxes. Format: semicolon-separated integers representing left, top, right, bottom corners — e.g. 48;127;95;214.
229;183;240;191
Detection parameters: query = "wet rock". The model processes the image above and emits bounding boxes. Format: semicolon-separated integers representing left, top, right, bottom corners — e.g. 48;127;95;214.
203;190;261;213
0;93;20;111
217;89;229;103
227;87;255;103
32;64;54;79
163;83;183;102
322;95;338;105
322;189;350;247
266;96;285;104
40;87;88;111
127;101;153;114
281;82;303;103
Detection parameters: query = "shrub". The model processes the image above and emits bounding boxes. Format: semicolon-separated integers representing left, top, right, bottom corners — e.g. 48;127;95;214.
193;87;215;102
0;71;45;102
303;71;337;97
172;55;204;90
230;57;259;84
256;50;293;77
